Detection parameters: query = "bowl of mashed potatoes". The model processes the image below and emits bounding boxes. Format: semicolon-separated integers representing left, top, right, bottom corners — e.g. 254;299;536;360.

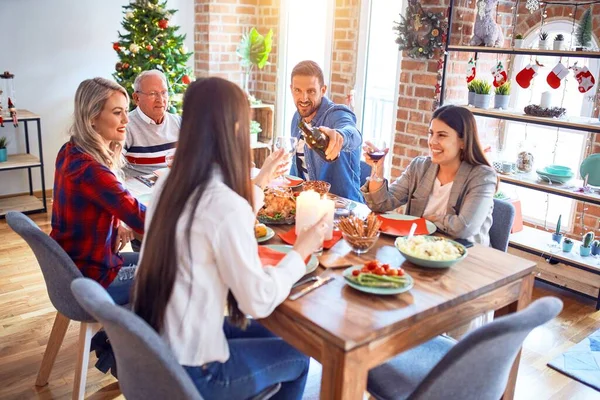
394;236;467;268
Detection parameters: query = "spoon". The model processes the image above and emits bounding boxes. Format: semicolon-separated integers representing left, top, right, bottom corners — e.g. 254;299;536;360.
407;222;418;240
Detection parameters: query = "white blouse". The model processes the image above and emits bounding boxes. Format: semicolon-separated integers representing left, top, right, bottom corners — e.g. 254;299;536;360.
140;169;306;366
423;178;453;217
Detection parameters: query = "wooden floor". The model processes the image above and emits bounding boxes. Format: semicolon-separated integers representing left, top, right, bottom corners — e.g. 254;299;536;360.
1;212;600;399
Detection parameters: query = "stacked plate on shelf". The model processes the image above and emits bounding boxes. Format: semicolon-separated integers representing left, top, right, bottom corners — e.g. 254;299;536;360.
536;165;574;184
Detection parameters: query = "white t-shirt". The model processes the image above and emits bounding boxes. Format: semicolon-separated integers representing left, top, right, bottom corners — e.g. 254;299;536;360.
141;168;306;366
423;178;453;217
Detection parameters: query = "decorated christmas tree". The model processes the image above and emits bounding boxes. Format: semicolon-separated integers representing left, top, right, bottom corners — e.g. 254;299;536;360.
112;0;193;113
575;8;592;49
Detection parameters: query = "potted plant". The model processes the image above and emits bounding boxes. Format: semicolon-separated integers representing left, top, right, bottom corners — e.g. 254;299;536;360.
250;120;261;146
467;81;475;106
0;136;7;162
592;239;600;256
471;79;493;109
551;214;563;243
575;8;592;51
562;237;574;252
237;27;273;102
494;81;511;109
553;34;564;51
538;31;549;50
580;231;595;256
514;33;524;49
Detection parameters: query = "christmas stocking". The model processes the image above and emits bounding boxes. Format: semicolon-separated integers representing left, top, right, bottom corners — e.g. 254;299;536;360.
546;63;569;89
571;65;596;93
516;64;539;89
466;57;476;83
491;61;508;87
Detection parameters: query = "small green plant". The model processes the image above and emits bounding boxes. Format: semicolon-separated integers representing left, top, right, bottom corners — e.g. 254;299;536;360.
250;120;262;136
555;214;562;234
582;231;595;248
515;33;524;40
564;238;573;244
0;136;8;149
495;81;511;95
471;79;492;95
467;81;475;92
554;34;564;41
539;31;549;40
593;239;600;247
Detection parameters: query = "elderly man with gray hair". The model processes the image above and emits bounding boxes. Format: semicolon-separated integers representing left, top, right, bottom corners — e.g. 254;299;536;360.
123;69;181;177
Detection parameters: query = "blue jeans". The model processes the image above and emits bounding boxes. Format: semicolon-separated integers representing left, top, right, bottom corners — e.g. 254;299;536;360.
106;252;138;305
184;320;309;400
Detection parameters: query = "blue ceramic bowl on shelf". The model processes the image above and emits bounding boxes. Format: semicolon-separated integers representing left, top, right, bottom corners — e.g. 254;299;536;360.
544;165;572;176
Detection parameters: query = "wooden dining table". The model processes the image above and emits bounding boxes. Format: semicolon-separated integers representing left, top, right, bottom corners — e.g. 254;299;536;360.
258;203;536;400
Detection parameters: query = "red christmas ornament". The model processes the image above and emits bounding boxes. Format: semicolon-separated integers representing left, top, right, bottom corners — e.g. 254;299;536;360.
113;42;121;52
123;63;130;69
182;75;191;85
146;44;153;51
158;19;169;29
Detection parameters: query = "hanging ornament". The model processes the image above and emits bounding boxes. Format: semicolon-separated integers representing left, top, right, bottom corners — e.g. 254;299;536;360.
123;63;130;69
146;44;153;51
125;12;134;19
490;61;507;87
516;63;540;89
466;57;477;83
546;63;569;89
129;43;140;53
158;19;169;29
180;45;188;54
526;0;540;13
182;75;191;85
115;62;123;71
570;63;596;93
113;42;122;52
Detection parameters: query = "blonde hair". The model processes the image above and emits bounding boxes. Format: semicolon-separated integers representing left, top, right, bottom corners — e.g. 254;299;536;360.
70;78;129;171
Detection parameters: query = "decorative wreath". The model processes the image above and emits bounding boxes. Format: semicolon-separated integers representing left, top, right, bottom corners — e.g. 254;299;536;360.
524;104;566;118
394;0;448;59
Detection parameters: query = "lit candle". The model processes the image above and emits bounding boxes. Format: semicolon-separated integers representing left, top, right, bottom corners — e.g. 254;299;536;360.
540;91;553;108
295;190;321;235
319;197;335;240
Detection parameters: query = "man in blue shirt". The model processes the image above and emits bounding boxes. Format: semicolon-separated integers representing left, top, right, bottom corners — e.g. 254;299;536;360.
289;60;363;202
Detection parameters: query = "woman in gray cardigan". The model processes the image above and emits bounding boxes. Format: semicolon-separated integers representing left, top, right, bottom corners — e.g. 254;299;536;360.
361;105;497;246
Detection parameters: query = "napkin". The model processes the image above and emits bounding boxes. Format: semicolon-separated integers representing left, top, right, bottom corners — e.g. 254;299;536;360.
278;228;343;249
258;246;310;266
377;216;429;236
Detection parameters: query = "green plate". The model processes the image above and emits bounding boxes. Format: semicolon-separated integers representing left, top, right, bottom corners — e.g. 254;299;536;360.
580;154;600;186
256;226;275;243
263;244;319;275
342;266;414;295
394;236;468;269
379;213;437;236
535;169;573;184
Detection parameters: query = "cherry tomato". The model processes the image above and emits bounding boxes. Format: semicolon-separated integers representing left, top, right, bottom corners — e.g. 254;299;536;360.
352;270;360;276
374;267;385;276
381;263;391;271
366;261;378;271
398;268;405;276
361;267;369;273
386;269;398;276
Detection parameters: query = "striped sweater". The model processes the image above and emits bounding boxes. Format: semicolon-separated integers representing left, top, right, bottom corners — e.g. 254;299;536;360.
123;107;180;176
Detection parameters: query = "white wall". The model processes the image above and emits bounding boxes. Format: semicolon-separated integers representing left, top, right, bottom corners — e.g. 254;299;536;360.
0;0;194;196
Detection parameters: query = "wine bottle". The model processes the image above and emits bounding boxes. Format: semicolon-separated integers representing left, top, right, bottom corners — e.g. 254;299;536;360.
297;120;337;162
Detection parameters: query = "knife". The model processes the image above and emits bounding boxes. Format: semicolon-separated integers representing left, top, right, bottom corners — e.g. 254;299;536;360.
289;276;334;301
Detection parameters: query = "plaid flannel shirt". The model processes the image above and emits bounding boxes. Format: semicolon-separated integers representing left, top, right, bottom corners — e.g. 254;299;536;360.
50;140;146;288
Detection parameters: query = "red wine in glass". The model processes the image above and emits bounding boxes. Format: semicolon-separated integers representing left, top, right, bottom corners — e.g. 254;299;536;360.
368;151;386;161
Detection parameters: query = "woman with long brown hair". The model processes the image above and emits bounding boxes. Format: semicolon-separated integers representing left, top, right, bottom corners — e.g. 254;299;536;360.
133;77;326;399
362;105;497;245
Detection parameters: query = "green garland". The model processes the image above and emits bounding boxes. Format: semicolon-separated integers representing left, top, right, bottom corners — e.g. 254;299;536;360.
394;0;448;59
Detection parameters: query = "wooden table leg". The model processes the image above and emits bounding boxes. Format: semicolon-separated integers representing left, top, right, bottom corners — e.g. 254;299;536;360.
320;346;368;400
495;273;534;400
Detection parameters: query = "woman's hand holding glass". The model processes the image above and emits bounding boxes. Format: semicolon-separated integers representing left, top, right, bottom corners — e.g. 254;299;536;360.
362;140;389;187
293;213;328;260
252;148;290;190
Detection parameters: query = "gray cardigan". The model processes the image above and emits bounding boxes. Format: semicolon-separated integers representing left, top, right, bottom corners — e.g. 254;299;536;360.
362;156;497;246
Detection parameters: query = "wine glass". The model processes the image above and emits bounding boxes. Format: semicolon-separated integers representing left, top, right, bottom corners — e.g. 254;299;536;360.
274;136;298;155
366;139;387;162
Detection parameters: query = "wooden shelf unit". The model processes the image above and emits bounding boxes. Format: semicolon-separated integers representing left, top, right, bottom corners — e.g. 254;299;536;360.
251;103;274;168
0;109;47;217
440;0;600;307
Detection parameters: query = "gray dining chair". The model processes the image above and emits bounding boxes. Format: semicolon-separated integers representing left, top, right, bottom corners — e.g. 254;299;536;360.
71;277;281;400
6;211;96;400
489;198;515;252
367;296;562;400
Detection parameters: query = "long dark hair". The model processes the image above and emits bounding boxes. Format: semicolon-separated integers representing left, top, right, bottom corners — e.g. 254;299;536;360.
432;105;491;168
133;77;253;332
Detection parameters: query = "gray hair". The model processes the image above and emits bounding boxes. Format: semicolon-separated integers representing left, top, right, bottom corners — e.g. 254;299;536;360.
133;70;168;92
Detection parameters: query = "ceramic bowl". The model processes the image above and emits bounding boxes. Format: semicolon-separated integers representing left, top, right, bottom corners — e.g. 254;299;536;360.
544;165;572;176
394;236;468;269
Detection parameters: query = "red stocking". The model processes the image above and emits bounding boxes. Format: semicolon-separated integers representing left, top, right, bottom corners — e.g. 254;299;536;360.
546;63;568;89
516;64;539;89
